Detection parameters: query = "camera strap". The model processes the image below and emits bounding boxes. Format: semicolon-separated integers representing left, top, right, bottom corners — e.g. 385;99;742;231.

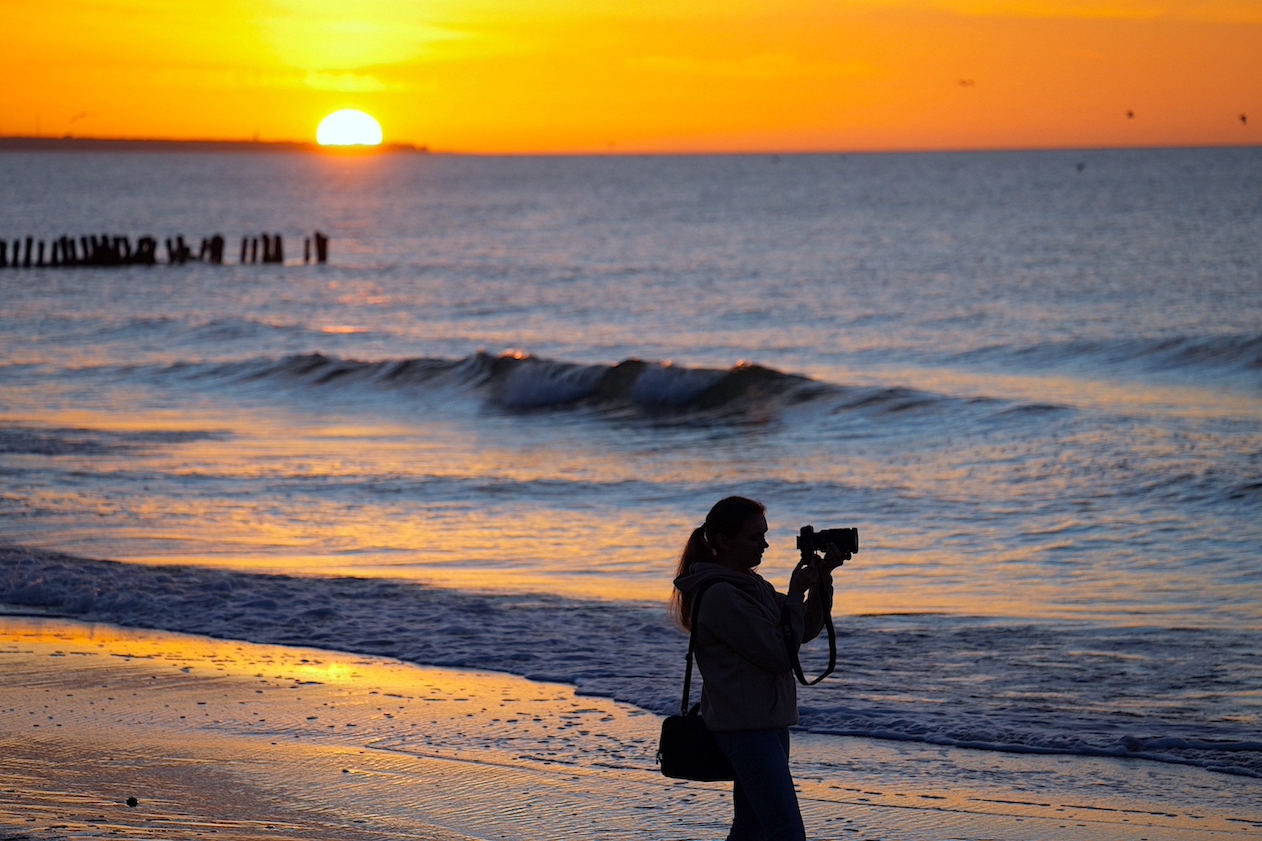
780;576;836;686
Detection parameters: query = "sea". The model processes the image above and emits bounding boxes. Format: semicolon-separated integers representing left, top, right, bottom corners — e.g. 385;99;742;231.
1;147;1260;795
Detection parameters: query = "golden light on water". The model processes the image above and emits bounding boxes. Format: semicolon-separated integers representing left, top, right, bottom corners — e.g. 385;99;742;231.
316;109;383;146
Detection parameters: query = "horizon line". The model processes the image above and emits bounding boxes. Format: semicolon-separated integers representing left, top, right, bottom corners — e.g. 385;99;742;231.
0;135;1258;157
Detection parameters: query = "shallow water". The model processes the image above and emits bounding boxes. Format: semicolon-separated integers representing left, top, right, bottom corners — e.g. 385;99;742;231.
1;148;1260;783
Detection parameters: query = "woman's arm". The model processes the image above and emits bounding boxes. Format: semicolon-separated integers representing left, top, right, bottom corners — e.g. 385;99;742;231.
802;576;830;643
795;543;847;643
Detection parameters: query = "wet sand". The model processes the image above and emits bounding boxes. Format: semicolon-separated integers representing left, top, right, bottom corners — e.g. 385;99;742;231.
1;615;1255;841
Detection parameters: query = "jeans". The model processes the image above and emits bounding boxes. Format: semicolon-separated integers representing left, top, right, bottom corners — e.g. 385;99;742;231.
711;728;805;841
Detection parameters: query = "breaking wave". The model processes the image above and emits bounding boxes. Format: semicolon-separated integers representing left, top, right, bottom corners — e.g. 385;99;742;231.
161;351;1055;422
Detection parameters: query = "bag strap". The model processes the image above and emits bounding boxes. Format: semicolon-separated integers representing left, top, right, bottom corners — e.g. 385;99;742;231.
679;581;717;716
780;564;837;686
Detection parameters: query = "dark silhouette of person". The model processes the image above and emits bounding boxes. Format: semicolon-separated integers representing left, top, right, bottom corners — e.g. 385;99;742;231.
671;497;846;841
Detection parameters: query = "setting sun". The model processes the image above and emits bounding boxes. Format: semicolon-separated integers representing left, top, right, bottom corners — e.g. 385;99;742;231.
1;0;1258;151
316;109;383;147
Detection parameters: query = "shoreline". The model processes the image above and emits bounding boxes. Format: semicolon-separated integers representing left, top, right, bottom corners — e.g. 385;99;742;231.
3;544;1261;784
2;615;1257;840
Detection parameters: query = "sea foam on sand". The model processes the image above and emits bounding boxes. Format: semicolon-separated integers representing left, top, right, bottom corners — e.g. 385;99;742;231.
1;616;1255;841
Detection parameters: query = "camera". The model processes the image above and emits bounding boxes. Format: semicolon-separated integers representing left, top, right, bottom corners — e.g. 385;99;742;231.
797;525;859;557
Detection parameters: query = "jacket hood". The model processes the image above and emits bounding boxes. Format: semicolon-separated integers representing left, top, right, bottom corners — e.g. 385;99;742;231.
674;562;764;598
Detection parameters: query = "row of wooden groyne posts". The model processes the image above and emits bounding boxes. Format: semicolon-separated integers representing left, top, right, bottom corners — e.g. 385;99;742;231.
0;231;329;268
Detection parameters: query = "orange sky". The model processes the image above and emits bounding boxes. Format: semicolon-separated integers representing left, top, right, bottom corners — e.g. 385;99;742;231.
2;0;1259;152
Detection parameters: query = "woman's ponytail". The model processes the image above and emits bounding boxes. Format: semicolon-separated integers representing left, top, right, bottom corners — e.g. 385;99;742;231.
670;526;713;630
681;525;715;569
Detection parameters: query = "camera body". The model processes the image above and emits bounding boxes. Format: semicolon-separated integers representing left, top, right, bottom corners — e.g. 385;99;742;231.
797;525;859;557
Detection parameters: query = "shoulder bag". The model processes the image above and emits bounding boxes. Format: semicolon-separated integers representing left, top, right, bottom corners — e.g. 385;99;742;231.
656;583;735;781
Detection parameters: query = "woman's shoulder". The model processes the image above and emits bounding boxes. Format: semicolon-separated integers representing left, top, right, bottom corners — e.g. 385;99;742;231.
692;577;746;608
698;574;780;616
677;566;782;614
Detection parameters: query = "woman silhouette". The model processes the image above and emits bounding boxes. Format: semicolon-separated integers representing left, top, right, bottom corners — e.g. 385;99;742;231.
671;497;844;841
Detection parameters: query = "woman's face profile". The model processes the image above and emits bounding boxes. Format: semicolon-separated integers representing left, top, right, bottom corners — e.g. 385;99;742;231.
715;513;769;571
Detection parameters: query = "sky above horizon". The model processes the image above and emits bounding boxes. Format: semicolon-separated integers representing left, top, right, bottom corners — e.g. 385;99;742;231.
3;0;1259;153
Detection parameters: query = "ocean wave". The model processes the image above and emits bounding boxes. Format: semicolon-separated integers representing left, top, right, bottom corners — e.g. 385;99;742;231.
957;332;1262;383
73;314;314;347
0;425;223;456
163;351;1058;424
198;351;816;414
2;547;1257;779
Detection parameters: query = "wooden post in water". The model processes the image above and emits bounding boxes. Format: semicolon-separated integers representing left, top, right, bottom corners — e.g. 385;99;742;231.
0;240;7;268
303;237;310;264
24;237;33;268
274;233;284;264
36;240;46;267
136;236;157;265
250;237;258;264
314;231;328;263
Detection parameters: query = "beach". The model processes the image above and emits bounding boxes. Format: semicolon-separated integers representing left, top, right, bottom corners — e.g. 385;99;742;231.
2;148;1260;838
3;605;1258;841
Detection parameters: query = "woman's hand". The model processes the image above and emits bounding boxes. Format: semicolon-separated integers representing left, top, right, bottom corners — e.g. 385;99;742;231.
788;559;815;599
789;543;848;598
822;542;850;573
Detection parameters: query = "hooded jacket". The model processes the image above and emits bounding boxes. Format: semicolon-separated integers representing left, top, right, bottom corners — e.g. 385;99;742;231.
673;562;810;732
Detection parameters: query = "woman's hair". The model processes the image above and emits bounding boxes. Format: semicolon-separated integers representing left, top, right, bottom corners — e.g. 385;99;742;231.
670;496;766;631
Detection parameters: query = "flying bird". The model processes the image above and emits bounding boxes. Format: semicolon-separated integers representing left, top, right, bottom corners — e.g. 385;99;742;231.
1126;110;1134;119
1241;114;1248;126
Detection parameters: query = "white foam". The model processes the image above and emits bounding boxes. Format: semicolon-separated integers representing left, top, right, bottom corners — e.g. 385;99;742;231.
3;546;1259;779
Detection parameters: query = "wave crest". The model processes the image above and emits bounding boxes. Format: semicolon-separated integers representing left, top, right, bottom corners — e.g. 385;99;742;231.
186;351;825;416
